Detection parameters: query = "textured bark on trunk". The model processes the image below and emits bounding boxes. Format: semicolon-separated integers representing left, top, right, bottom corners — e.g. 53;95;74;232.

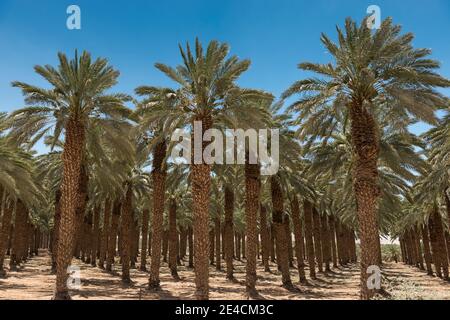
270;223;276;263
191;116;213;300
224;186;234;280
421;226;433;275
188;226;194;268
91;205;100;267
148;141;167;289
74;164;89;260
303;200;316;279
271;176;292;287
120;183;133;283
312;208;323;273
244;161;260;295
412;227;424;270
320;214;332;272
99;199;111;269
214;216;221;270
290;196;306;283
162;230;168;262
168;198;179;279
51;190;62;273
106;201;121;272
260;205;271;272
10;200;25;270
349;102;381;300
429;208;449;279
140;209;150;271
284;216;294;268
54;119;85;300
209;229;215;265
328;215;338;268
0;198;14;276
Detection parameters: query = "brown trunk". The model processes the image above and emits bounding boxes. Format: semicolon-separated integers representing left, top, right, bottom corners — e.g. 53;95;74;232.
140;208;150;271
270;176;292;287
303;200;316;279
106;201;121;272
209;229;215;265
188;226;194;268
51;190;62;273
328;215;338;268
312;207;323;272
168;198;179;279
421;225;433;275
290;196;306;283
148;141;167;289
120;183;133;283
91;205;100;267
0;197;14;276
244;160;260;295
349;102;381;300
54;119;85;300
214;216;221;270
98;199;111;269
320;214;332;272
260;205;271;272
429;208;449;279
224;186;234;280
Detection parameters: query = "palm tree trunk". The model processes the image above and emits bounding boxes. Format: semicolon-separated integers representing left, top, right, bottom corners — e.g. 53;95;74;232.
259;205;271;272
149;141;167;289
421;225;433;275
209;229;215;265
329;215;338;268
0;197;14;277
290;196;306;283
244;161;260;295
270;176;292;288
91;205;100;267
54;118;85;300
106;201;121;272
140;209;150;271
188;226;194;268
214;216;221;270
429;208;449;279
120;183;133;284
168;198;179;279
191;116;213;300
349;103;382;300
303;200;316;279
51;190;62;273
98;199;111;269
312;207;323;273
224;185;234;280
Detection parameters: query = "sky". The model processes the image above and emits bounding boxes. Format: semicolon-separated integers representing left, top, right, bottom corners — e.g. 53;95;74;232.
1;0;449;142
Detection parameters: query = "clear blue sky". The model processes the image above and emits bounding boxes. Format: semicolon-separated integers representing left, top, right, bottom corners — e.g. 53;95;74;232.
1;0;449;137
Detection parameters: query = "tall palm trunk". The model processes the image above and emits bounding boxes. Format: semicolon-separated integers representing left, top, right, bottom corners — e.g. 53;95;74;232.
91;205;100;267
312;208;323;273
270;176;292;288
329;215;338;268
54;119;85;300
244;161;260;295
303;200;316;279
140;208;150;271
349;103;381;300
188;226;194;268
290;196;306;283
191;116;213;300
214;216;221;270
168;198;179;279
51;190;62;273
120;183;133;284
259;205;271;272
421;226;433;275
224;185;234;280
10;200;28;270
99;199;111;269
429;208;449;279
320;214;332;272
0;197;14;277
106;201;121;272
149;141;167;289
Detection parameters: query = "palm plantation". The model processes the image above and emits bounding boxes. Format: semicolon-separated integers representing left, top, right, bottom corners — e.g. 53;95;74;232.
0;18;449;301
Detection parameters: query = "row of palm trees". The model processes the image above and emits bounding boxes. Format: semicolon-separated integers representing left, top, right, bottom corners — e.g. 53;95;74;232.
0;17;449;300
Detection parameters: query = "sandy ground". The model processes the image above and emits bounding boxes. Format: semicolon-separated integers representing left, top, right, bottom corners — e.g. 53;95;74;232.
0;250;449;300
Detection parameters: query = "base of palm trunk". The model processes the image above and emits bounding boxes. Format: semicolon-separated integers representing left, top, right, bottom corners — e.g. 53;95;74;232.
121;276;132;285
148;279;161;291
139;266;147;272
0;269;7;278
53;291;72;300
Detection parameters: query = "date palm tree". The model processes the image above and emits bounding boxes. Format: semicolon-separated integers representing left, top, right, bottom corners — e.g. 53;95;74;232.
9;51;132;299
135;39;270;299
283;18;450;299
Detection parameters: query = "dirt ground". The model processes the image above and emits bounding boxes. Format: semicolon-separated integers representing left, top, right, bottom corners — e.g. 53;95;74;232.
0;250;449;300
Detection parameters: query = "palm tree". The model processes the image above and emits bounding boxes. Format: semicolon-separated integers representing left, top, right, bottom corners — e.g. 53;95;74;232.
9;51;131;299
136;39;270;299
283;18;450;299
